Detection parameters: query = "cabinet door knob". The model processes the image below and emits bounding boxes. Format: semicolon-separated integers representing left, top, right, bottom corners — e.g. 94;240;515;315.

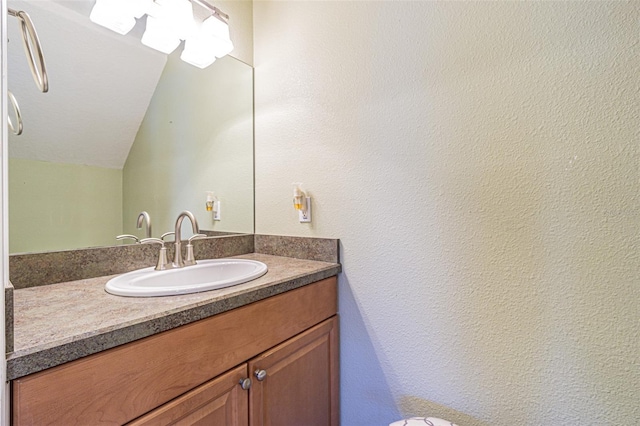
254;369;267;381
239;378;252;390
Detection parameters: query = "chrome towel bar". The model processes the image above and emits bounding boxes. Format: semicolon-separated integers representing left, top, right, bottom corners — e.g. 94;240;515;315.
7;90;22;135
8;7;48;93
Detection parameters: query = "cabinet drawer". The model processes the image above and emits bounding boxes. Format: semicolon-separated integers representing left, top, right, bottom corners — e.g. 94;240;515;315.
12;277;337;425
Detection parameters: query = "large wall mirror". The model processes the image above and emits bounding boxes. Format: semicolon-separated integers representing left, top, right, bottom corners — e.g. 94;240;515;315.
7;0;254;254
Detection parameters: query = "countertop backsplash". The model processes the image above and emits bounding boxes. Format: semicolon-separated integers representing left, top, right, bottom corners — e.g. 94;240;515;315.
6;234;340;357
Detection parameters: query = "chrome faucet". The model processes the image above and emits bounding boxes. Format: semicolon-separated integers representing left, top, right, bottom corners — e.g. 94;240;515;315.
173;211;200;268
137;211;152;239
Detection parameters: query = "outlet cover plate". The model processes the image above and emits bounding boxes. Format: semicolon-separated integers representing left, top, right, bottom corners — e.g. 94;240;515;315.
299;197;311;223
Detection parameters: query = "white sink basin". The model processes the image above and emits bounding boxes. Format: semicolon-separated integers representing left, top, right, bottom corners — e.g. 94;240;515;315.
105;259;268;297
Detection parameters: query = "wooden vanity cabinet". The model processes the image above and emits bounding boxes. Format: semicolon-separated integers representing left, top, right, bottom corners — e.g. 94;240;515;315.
129;316;339;426
127;364;250;426
12;277;338;426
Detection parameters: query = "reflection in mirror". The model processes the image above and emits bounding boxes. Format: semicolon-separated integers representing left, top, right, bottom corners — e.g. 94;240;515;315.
7;0;254;254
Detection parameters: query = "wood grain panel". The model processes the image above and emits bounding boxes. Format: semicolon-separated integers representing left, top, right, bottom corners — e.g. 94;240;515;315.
12;277;337;425
248;316;339;426
127;364;249;426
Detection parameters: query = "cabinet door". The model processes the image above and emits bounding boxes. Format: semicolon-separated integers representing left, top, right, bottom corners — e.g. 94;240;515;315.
249;316;339;426
127;364;249;426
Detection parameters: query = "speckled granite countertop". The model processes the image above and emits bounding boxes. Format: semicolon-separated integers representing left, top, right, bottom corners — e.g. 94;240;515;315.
7;253;340;380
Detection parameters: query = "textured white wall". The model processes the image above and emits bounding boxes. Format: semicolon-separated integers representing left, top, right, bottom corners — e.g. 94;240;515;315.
253;2;640;425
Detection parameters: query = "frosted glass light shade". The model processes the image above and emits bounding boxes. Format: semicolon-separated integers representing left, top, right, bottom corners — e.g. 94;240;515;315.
131;0;153;19
141;15;180;54
201;15;234;58
90;0;136;35
172;0;197;40
181;37;216;69
147;0;196;40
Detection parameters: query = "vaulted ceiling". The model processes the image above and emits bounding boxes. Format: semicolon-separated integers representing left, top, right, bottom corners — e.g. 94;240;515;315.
7;0;167;169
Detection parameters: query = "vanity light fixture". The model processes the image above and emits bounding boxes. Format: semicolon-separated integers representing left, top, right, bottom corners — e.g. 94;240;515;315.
89;0;151;35
90;0;233;68
181;12;233;68
142;0;194;54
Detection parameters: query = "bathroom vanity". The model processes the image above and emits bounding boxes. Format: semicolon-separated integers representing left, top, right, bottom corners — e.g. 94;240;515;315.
7;237;341;425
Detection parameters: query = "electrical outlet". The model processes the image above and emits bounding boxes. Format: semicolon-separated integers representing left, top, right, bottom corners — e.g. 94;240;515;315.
299;197;311;223
213;201;221;221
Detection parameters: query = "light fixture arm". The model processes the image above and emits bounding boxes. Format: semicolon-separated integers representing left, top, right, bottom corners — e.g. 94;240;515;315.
190;0;229;22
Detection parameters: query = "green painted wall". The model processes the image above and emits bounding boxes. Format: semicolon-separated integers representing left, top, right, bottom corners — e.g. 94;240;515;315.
123;54;254;238
9;158;122;253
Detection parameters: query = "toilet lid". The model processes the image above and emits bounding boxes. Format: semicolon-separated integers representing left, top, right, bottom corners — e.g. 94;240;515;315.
389;417;459;426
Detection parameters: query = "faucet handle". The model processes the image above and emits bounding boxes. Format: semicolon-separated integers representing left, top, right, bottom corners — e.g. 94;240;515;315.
161;232;175;242
188;233;207;244
184;234;207;266
140;238;170;271
116;234;140;243
140;237;165;247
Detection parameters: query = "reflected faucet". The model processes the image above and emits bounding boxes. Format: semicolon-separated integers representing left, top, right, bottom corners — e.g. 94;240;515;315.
173;211;200;268
137;211;152;239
